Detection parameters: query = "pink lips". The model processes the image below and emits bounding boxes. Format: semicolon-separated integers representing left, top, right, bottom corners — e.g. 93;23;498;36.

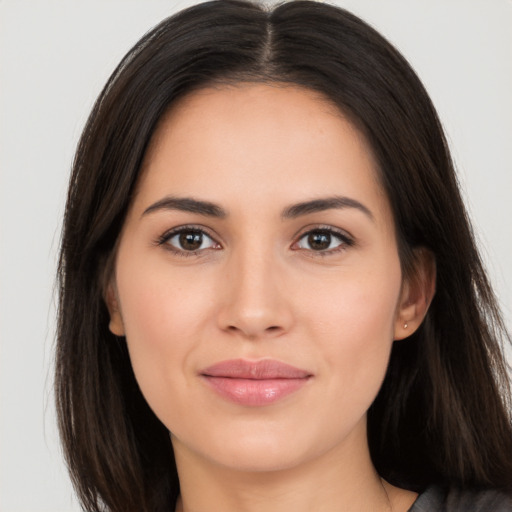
200;359;312;407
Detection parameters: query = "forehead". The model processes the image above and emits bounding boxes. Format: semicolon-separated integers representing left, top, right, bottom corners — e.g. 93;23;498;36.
134;83;390;226
145;83;372;172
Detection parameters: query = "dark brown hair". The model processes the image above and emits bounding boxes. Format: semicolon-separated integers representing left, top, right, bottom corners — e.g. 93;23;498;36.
56;1;512;510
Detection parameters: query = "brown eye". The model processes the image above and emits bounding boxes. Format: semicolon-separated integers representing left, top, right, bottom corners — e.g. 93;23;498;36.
179;231;204;251
164;229;218;253
307;232;331;251
295;228;350;253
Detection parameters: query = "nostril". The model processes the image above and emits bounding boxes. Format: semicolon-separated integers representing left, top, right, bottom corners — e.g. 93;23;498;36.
225;324;282;337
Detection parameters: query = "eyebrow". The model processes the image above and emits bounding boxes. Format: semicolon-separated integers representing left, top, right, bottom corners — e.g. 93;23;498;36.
142;196;227;218
142;195;373;222
281;196;374;222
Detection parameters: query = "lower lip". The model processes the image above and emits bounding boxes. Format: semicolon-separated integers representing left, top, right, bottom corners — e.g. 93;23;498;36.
202;376;310;406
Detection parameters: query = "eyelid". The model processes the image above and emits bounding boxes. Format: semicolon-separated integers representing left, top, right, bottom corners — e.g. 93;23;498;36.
291;225;355;254
155;224;222;256
154;223;354;257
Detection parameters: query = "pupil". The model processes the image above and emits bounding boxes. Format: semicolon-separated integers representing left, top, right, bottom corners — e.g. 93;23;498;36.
179;231;202;250
308;232;330;250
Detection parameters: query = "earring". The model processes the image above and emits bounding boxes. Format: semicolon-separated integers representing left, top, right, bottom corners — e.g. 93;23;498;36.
403;322;408;329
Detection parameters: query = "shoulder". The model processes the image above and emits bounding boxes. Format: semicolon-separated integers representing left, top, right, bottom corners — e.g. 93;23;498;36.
409;485;512;512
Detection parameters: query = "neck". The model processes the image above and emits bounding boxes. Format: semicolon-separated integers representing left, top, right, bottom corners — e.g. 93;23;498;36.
172;421;413;512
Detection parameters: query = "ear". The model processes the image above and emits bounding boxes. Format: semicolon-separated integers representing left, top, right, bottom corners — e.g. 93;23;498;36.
104;282;125;336
394;248;436;340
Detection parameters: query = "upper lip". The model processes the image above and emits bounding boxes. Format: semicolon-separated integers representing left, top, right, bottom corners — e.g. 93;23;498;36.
200;359;312;379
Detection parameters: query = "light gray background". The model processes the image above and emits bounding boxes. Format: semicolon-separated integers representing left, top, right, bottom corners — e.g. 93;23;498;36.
1;1;511;511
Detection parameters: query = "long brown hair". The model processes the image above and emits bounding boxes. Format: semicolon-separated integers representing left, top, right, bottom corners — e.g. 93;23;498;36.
56;1;512;511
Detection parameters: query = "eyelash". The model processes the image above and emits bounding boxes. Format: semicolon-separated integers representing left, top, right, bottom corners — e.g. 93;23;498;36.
155;224;354;258
155;225;220;258
292;226;355;256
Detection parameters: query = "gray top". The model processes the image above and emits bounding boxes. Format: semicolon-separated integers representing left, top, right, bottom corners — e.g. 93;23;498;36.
409;486;512;511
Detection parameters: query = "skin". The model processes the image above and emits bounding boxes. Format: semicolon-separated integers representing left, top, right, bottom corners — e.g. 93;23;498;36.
107;83;434;512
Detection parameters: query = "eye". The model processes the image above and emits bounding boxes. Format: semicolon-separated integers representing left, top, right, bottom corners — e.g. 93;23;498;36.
294;228;352;253
158;227;220;255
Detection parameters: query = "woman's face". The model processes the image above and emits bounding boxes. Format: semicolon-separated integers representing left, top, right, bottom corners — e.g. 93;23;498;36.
108;84;416;472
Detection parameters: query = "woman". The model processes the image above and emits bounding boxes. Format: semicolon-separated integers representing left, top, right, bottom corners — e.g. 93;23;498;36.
55;1;512;511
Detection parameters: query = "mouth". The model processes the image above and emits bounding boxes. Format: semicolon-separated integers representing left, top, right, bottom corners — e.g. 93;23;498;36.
200;359;313;407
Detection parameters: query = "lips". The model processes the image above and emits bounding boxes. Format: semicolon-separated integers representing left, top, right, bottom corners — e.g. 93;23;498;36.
200;359;312;406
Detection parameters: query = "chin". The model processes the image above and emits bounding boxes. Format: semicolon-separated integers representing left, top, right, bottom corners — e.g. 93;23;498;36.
171;415;354;475
206;442;311;474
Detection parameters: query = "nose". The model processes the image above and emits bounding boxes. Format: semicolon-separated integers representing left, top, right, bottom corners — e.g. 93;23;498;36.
216;245;294;340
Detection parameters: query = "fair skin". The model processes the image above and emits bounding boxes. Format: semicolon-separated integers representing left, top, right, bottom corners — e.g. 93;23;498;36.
107;83;434;512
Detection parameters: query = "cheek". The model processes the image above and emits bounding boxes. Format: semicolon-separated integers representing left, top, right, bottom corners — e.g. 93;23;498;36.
115;259;216;419
303;264;400;339
117;247;219;340
301;264;401;400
